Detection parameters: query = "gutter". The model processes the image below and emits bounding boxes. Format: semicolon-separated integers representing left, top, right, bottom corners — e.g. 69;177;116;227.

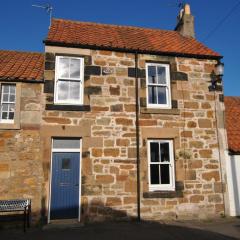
135;51;141;221
228;150;240;155
0;78;44;83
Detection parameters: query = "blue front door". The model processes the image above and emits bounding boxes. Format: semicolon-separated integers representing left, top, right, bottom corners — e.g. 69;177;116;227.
50;152;80;219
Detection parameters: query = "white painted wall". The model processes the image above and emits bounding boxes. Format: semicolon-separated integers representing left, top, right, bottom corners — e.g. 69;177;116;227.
226;154;240;216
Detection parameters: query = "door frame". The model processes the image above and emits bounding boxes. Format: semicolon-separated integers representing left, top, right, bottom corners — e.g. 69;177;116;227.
48;137;82;223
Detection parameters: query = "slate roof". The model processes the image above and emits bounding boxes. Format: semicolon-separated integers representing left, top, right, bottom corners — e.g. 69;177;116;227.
225;96;240;153
44;18;221;59
0;50;44;81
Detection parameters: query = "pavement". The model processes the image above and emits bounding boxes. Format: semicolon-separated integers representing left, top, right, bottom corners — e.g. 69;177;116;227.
0;217;240;240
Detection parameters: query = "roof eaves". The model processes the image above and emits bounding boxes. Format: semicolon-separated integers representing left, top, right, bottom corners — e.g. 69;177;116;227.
43;40;223;60
0;77;44;83
229;149;240;155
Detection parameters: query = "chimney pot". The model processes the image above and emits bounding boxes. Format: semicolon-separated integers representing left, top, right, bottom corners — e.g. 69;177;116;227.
175;3;195;38
184;4;191;15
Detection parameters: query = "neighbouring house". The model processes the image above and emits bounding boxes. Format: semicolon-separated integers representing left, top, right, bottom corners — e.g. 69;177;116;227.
225;97;240;216
0;50;44;217
0;4;229;224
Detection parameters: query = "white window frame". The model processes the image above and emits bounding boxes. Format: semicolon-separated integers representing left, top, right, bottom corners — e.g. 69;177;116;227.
146;63;171;109
147;139;175;191
54;56;84;105
0;84;16;123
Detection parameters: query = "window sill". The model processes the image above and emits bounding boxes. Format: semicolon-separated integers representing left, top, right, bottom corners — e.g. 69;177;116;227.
143;182;184;198
143;190;183;198
0;122;20;130
141;108;180;115
46;104;91;111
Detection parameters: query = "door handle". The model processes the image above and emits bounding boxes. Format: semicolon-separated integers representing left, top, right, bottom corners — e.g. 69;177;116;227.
75;184;79;187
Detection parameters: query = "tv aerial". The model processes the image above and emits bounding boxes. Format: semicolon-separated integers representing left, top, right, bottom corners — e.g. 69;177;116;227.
32;3;53;28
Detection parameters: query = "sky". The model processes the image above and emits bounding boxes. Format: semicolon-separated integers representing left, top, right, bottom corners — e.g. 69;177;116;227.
0;0;239;96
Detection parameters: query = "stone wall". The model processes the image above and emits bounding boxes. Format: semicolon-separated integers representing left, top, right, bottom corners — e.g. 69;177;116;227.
42;46;225;222
138;56;225;219
0;83;44;221
43;47;138;221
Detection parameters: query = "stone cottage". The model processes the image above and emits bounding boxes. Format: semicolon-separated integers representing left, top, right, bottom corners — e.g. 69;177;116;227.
0;50;44;216
0;4;228;223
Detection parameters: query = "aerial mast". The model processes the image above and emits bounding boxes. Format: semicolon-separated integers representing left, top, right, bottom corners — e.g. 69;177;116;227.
32;3;53;28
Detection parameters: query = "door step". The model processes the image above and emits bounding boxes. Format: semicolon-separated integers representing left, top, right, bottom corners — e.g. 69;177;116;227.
43;219;84;230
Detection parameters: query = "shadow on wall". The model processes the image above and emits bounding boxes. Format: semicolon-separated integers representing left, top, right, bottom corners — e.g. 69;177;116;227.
0;198;135;229
0;196;233;226
47;202;135;224
0;202;133;230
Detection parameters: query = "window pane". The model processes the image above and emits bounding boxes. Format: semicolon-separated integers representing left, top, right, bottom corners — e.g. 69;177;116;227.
9;104;15;112
3;85;9;93
62;158;71;170
150;164;160;184
10;85;15;94
70;59;81;79
9;94;15;102
160;143;170;162
2;104;8;112
1;112;8;119
53;138;80;149
9;112;14;120
148;66;157;84
150;142;159;162
2;94;9;102
57;81;69;101
69;81;80;101
160;165;170;184
157;87;167;104
148;86;157;104
157;67;166;84
59;58;69;78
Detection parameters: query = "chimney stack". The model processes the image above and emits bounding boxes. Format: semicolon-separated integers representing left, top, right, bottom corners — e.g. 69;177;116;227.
175;3;195;38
